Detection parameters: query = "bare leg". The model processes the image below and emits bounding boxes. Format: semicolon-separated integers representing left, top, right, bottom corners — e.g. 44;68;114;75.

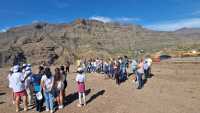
60;91;63;106
82;93;86;106
15;96;20;112
56;96;60;105
23;95;28;111
12;92;15;104
77;92;82;107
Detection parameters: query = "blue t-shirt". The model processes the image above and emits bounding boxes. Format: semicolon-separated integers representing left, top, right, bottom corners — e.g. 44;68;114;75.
31;74;42;92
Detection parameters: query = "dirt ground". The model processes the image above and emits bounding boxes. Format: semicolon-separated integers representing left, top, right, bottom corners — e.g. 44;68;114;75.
0;61;200;113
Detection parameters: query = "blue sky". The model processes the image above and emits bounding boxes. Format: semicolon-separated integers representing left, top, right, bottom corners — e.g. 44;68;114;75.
1;0;200;31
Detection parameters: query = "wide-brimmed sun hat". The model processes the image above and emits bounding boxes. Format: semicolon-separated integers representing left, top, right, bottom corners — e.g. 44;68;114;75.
13;65;19;73
77;67;83;73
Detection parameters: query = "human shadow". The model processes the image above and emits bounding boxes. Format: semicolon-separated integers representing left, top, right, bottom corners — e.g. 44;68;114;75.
64;88;91;106
141;73;155;88
0;92;6;96
128;72;135;77
148;73;155;78
86;89;105;104
0;102;5;105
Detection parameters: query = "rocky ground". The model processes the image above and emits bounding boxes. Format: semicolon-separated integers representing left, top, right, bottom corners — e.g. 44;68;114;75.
0;61;200;113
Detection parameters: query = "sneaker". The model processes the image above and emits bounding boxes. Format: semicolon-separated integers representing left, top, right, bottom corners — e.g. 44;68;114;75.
50;110;54;113
24;108;28;111
83;103;86;106
46;108;49;112
58;105;63;109
16;109;19;112
77;103;82;107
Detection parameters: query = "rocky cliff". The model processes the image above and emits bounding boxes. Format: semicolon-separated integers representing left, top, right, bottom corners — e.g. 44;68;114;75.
0;19;200;66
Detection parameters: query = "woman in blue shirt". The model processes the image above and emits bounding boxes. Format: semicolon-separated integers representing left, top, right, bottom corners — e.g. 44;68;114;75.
31;66;44;112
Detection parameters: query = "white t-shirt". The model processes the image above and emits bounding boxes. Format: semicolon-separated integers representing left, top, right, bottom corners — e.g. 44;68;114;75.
146;58;152;66
41;75;54;92
10;72;25;92
76;73;85;83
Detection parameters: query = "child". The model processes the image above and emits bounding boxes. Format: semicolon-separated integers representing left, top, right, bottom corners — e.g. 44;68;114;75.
31;66;44;112
41;67;55;113
10;65;28;112
76;68;86;107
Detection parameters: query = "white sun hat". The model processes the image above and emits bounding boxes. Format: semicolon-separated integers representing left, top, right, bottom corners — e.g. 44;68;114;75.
13;65;19;73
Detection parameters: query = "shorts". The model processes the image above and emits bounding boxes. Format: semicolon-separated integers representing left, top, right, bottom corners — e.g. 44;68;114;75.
77;83;85;93
15;90;27;97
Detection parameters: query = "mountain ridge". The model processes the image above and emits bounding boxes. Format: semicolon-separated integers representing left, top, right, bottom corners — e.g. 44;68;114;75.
0;19;200;66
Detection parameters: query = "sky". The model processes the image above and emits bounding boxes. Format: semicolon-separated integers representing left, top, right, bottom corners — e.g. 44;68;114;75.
1;0;200;31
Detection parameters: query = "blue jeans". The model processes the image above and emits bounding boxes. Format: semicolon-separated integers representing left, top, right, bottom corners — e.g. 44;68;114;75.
44;91;54;110
136;71;143;89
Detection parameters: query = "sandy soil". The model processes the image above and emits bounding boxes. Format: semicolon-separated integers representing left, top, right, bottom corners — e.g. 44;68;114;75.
0;62;200;113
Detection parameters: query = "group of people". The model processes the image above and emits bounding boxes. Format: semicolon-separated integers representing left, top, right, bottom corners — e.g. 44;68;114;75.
76;56;129;85
7;55;152;113
7;62;87;113
76;55;152;87
132;57;152;89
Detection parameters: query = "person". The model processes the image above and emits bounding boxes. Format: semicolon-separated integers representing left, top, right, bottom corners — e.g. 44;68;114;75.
24;66;33;105
76;59;81;68
22;64;27;74
114;61;120;85
41;67;55;113
10;65;28;112
7;67;15;104
120;58;127;81
108;59;114;79
31;66;44;112
145;57;153;77
76;68;86;107
60;66;67;96
131;59;137;74
136;59;144;89
65;61;70;73
103;61;109;76
54;68;64;109
143;61;149;80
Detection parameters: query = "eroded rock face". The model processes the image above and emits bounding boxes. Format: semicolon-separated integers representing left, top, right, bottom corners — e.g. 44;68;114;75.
0;19;200;67
0;47;26;66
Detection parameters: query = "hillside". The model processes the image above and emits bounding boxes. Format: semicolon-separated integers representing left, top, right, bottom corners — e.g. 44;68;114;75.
0;19;200;66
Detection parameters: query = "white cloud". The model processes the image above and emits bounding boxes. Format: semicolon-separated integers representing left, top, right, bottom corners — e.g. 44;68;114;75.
145;18;200;31
89;16;141;23
116;17;141;22
89;16;112;23
0;28;9;32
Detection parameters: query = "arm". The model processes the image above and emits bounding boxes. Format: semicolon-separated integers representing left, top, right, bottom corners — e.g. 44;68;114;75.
40;77;45;92
21;71;31;83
